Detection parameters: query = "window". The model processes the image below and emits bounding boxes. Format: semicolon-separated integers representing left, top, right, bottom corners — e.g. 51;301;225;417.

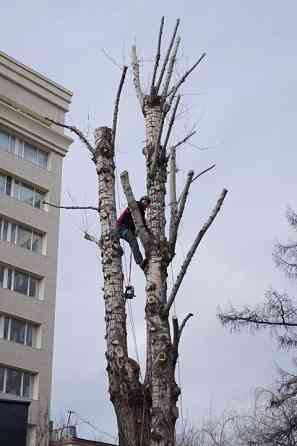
0;130;15;153
0;173;46;210
0;315;37;347
0;129;48;169
0;174;11;195
0;264;42;299
14;180;45;209
0;366;34;398
0;216;44;255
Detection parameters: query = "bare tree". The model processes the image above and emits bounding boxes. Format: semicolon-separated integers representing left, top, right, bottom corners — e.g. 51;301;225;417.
46;18;227;446
218;208;297;349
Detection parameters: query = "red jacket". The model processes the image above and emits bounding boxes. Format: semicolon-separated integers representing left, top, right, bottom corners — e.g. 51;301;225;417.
116;202;146;235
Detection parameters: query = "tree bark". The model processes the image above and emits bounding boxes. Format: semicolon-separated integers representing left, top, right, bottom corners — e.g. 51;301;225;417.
142;96;179;446
94;127;148;446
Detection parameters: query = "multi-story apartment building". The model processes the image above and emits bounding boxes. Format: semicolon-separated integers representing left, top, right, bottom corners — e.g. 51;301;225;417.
0;50;72;444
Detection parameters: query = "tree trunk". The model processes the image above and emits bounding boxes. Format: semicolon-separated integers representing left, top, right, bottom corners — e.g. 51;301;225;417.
143;96;179;446
94;127;148;446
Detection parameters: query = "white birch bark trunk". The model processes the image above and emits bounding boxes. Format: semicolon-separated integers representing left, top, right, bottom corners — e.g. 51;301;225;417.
94;127;148;446
142;97;180;446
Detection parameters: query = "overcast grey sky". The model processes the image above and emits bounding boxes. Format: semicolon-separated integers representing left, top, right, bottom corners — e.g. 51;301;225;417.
2;0;297;441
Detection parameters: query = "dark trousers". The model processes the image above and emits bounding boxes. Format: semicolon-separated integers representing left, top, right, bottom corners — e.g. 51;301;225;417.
118;227;143;265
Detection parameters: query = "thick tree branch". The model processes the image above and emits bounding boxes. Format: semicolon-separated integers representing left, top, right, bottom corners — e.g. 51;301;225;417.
120;170;151;253
156;18;180;94
150;16;165;96
162;36;181;97
112;65;128;147
164;188;228;315
169;170;194;256
167;52;206;98
131;45;144;108
43;201;99;212
45;117;95;154
169;147;178;247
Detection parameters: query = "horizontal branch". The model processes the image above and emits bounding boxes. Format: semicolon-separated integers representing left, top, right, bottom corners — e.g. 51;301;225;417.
131;45;144;108
164;188;228;315
167;52;206;98
120;170;151;253
112;65;128;147
43;201;99;212
45;118;95;154
219;314;297;328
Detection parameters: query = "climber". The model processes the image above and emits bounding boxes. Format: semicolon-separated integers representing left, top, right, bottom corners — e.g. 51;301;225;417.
116;196;150;270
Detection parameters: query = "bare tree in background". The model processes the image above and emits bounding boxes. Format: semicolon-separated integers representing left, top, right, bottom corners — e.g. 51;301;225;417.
218;208;297;348
46;18;227;446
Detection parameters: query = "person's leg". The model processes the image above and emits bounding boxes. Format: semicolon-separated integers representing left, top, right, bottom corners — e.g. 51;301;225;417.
122;229;143;266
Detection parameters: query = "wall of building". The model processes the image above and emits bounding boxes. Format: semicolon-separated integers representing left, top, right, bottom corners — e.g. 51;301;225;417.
0;49;72;442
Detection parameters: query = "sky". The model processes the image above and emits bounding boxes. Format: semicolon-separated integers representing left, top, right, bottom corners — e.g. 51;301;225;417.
1;0;297;441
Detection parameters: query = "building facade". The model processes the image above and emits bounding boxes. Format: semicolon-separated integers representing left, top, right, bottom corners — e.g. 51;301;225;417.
0;50;72;444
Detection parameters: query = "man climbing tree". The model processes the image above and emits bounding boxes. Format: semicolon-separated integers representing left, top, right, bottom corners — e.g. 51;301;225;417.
46;17;227;446
116;196;150;269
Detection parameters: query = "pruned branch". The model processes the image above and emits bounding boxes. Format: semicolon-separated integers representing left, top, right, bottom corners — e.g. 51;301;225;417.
45;117;95;154
43;201;99;212
150;16;165;96
162;35;181;97
167;52;206;98
156;18;180;94
84;231;101;247
169;170;194;256
164;188;228;315
172;313;193;367
120;170;151;253
131;45;144;108
112;65;128;147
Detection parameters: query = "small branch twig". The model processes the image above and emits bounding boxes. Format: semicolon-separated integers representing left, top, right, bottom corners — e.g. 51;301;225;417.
169;130;196;152
120;170;151;253
163;95;181;152
179;313;194;339
112;65;128;147
169;170;194;255
45;118;95;154
167;52;206;98
191;164;216;183
156;18;180;94
131;45;144;108
43;201;99;212
164;188;228;315
150;16;165;96
162;36;181;97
